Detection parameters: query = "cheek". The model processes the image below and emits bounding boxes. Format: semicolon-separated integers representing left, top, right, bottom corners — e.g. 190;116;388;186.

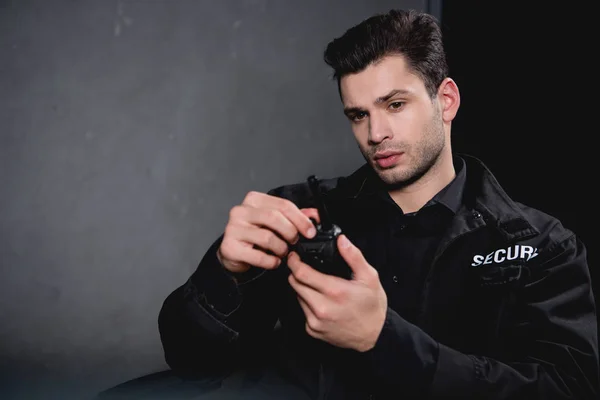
391;107;429;138
394;107;418;125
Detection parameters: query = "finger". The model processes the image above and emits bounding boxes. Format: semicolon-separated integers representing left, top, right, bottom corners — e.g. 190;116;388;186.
219;237;281;270
300;208;320;224
305;323;321;339
217;246;251;273
231;205;299;245
296;296;324;336
229;224;289;258
287;251;342;294
288;272;327;308
242;192;317;239
337;234;373;281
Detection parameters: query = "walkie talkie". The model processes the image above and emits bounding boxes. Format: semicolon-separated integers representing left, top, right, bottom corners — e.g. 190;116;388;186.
290;175;352;280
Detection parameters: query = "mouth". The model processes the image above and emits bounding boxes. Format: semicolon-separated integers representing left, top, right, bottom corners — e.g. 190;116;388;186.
373;151;403;168
374;151;403;160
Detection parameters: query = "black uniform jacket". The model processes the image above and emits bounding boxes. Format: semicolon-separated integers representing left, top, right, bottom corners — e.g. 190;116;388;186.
158;154;599;399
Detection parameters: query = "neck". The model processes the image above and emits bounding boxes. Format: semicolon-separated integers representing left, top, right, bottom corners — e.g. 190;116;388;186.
388;149;455;214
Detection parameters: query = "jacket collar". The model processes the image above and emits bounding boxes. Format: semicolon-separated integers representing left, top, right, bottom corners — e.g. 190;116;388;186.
332;153;540;241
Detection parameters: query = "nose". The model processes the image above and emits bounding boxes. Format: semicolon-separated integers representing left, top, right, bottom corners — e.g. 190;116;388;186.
368;113;393;144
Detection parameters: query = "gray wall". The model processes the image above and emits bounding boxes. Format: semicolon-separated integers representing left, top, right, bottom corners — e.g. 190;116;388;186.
0;0;431;398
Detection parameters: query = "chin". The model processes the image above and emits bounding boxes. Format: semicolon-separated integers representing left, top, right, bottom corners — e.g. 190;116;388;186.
375;166;403;183
375;165;420;188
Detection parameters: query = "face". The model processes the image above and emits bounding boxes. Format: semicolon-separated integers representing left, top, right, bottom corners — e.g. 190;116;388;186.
340;55;449;188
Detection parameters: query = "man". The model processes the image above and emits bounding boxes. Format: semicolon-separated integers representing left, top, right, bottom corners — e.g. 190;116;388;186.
158;9;599;399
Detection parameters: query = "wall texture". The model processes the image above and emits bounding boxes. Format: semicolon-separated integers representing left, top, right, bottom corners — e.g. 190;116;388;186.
0;1;430;398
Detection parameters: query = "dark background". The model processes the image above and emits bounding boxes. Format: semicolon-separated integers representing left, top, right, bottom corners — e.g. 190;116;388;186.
0;1;596;399
442;1;597;297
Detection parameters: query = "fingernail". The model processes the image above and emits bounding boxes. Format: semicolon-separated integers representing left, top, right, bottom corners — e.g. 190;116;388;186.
340;235;351;248
307;227;316;238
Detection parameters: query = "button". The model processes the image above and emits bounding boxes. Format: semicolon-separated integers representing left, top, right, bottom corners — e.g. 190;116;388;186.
472;210;482;219
392;275;399;283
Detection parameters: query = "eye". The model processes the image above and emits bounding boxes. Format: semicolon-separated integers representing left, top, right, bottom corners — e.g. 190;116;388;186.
351;111;367;122
388;101;404;110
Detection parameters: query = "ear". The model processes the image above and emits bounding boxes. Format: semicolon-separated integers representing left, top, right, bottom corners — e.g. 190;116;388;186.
437;77;460;123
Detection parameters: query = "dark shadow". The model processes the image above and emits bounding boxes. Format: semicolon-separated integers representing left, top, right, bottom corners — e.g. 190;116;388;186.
95;370;223;399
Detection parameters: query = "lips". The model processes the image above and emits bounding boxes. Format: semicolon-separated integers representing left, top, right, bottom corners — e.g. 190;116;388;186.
374;151;403;168
374;151;403;160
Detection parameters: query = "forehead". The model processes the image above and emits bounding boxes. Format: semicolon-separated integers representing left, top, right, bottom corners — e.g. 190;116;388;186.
340;55;427;106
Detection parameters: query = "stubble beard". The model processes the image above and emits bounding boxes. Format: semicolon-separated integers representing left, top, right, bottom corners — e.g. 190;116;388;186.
361;111;446;191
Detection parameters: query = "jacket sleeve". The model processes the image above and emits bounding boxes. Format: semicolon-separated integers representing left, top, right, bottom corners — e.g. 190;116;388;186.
363;233;599;399
157;233;283;381
156;184;307;381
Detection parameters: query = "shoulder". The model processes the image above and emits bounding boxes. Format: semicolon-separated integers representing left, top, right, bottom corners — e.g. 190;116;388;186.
264;164;371;208
266;177;341;208
514;201;583;261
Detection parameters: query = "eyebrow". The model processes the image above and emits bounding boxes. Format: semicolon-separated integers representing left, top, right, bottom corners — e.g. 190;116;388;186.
343;89;412;116
375;88;411;103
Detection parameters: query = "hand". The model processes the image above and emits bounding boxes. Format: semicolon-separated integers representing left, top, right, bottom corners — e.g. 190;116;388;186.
217;191;319;273
287;234;388;352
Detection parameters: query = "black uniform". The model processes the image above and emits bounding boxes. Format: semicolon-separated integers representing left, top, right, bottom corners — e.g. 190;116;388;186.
158;154;599;399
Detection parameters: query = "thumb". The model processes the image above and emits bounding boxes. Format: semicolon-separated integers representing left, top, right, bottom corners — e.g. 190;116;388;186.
337;234;370;280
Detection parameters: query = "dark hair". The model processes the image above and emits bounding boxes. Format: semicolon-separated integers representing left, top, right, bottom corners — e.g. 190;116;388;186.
323;9;448;99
